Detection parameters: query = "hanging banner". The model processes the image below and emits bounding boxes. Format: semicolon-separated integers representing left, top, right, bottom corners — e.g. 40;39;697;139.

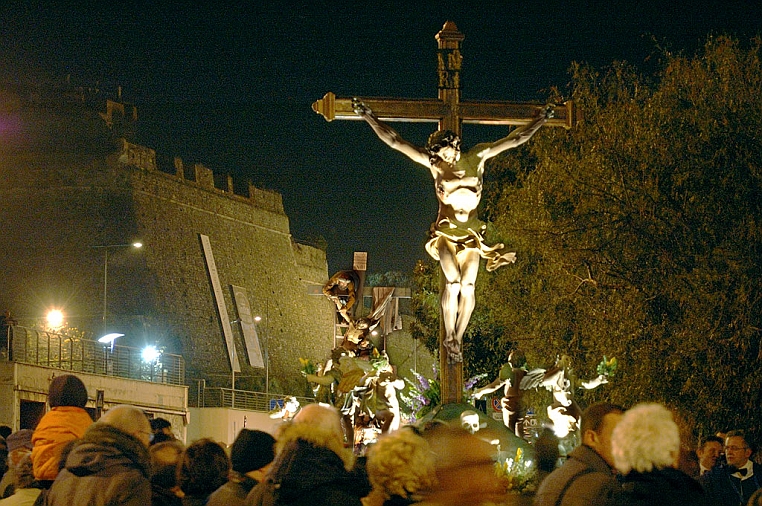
199;234;240;372
231;285;265;368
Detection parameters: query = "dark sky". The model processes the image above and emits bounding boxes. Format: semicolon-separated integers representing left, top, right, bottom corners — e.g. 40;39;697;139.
2;1;760;274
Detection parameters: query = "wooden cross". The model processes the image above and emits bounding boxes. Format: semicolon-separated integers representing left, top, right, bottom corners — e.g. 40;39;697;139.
313;21;578;405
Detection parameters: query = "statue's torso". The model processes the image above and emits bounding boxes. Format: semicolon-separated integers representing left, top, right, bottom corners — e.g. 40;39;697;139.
432;147;486;224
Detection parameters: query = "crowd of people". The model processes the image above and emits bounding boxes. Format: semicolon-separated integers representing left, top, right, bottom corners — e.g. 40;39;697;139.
0;372;759;505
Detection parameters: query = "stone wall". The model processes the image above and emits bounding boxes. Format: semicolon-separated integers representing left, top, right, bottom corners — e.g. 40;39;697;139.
0;86;336;395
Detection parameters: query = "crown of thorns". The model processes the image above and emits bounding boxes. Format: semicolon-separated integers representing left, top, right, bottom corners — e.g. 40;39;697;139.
426;130;461;154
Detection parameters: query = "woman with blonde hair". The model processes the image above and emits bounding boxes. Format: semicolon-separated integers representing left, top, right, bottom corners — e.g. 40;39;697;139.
362;427;437;506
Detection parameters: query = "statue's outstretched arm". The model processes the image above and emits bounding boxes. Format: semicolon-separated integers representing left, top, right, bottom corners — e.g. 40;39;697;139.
473;378;506;398
352;98;430;166
478;103;554;160
305;373;334;386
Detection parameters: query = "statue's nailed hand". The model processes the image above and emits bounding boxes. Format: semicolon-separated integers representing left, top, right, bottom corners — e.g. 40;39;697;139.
352;97;371;116
543;103;556;120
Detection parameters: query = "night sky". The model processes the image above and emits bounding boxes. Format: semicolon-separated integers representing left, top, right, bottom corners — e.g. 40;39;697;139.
2;1;760;274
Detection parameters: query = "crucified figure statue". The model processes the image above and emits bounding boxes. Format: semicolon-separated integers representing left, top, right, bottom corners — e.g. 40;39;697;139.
353;98;552;362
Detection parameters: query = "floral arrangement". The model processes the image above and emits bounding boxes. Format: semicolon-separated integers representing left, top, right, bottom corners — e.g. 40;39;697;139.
399;364;488;422
495;447;538;495
596;355;618;377
298;357;318;376
399;365;440;422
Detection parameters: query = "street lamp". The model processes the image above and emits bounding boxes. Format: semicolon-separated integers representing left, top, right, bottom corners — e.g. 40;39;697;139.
46;309;65;330
98;332;123;352
91;242;142;331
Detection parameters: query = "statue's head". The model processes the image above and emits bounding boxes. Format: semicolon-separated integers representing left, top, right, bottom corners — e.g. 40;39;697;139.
427;130;461;162
508;349;526;368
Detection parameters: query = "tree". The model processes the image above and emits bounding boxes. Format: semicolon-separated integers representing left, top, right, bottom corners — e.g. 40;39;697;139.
477;35;762;441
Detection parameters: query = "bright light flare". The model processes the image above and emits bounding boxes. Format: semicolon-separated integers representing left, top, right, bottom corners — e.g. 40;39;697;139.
46;309;65;329
142;345;160;362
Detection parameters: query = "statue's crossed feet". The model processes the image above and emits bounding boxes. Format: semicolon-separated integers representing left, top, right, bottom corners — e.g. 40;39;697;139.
444;337;463;363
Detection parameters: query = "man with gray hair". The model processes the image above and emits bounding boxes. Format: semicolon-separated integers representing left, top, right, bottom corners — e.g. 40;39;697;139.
45;404;152;506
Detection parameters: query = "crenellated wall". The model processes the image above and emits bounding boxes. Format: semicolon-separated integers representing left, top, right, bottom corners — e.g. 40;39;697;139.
0;85;336;395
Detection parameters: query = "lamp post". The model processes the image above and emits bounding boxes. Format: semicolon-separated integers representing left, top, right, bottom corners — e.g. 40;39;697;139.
92;242;142;330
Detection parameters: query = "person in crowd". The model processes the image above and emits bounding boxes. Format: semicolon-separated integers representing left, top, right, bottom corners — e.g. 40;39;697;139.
150;418;176;445
535;427;561;485
697;436;724;477
701;430;762;506
45;404;152;506
362;427;437;506
611;402;707;505
176;438;230;506
534;402;625;506
149;440;184;506
31;374;93;488
0;430;33;498
246;403;370;506
0;453;39;506
414;423;506;506
208;429;275;506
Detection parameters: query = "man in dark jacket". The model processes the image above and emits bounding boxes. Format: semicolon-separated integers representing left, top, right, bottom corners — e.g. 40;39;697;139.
534;402;625;506
246;404;370;506
700;430;762;506
45;404;152;506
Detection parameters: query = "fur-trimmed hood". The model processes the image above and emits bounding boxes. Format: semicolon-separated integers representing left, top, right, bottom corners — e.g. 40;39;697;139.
274;422;353;471
262;423;363;504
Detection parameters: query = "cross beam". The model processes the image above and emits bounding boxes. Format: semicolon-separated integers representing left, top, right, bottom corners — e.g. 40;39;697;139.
312;94;577;131
313;21;577;405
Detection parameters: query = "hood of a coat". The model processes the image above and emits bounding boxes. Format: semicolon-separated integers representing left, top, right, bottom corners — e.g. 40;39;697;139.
64;423;150;479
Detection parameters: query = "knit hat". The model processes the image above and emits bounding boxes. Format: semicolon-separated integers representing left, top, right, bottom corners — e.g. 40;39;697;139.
48;374;88;408
6;429;33;452
230;429;275;474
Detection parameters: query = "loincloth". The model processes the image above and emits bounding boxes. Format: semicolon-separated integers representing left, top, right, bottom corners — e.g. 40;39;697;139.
424;218;517;272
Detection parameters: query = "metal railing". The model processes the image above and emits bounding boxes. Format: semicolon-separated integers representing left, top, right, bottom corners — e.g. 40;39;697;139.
3;326;185;385
190;380;313;411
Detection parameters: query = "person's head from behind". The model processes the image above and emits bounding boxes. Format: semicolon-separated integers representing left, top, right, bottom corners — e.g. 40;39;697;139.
724;430;753;470
421;424;504;505
177;438;230;498
0;426;12;440
364;427;437;505
5;429;34;488
99;404;152;447
48;374;88;409
292;403;344;442
610;402;680;475
696;435;723;470
150;418;175;444
230;429;275;480
149;440;185;491
580;402;624;469
11;452;35;489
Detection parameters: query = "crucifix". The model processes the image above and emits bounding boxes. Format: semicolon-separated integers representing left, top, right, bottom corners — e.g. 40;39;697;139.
313;21;577;405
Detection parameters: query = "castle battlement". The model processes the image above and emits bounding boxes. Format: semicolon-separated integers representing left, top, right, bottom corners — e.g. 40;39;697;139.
117;137;285;215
